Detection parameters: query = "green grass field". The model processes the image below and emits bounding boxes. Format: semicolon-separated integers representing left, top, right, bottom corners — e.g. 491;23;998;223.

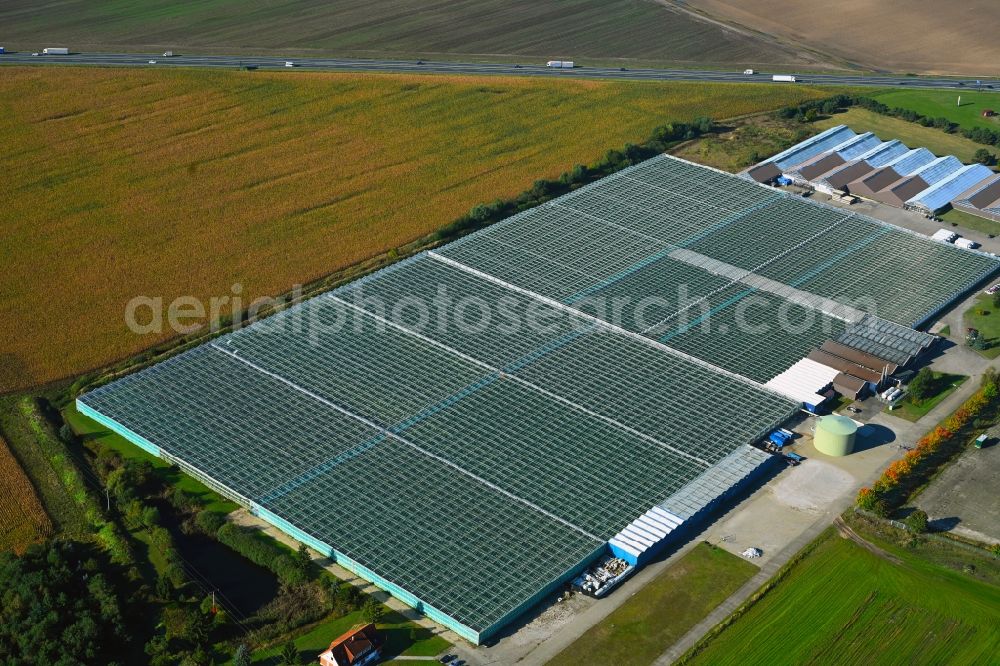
889;373;968;422
939;207;1000;237
685;528;1000;665
964;293;1000;359
875;89;1000;131
547;543;757;666
0;0;816;68
241;609;449;665
815;108;988;162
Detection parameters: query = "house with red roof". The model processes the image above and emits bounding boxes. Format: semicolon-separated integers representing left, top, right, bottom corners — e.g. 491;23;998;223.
318;623;382;666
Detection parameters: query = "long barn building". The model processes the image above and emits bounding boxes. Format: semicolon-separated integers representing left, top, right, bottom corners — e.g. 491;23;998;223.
746;125;999;218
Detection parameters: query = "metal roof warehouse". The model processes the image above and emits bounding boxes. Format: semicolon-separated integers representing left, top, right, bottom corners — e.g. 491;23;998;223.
79;155;999;644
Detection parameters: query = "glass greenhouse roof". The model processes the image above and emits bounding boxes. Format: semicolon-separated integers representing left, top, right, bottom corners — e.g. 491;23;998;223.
80;154;998;640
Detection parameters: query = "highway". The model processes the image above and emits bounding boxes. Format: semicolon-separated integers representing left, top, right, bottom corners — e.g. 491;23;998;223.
1;50;998;90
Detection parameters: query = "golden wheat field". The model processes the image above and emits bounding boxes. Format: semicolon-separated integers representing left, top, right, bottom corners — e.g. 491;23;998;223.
0;437;52;553
0;66;838;392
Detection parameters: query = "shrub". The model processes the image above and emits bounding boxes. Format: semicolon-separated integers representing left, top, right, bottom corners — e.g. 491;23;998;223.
975;148;998;166
169;488;198;514
280;641;299;666
361;596;384;625
141;505;161;529
194;509;226;536
233;644;252;666
908;367;935;402
905;509;929;533
216;523;308;585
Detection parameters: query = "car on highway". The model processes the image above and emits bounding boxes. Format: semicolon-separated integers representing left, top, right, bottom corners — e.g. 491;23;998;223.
285;61;295;67
148;60;157;64
31;52;39;56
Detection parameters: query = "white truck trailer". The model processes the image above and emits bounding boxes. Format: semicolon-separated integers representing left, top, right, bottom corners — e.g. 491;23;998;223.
43;47;70;55
772;74;796;82
546;60;574;68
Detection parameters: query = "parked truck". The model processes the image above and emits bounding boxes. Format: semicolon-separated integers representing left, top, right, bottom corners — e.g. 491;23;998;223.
546;60;574;68
772;74;797;82
43;47;70;55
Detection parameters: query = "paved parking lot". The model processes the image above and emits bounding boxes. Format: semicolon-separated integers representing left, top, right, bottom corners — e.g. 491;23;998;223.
915;436;1000;545
802;189;1000;256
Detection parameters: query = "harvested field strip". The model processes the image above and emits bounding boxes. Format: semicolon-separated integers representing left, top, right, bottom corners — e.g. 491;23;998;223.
688;0;1000;75
0;435;53;553
0;0;820;68
0;66;842;392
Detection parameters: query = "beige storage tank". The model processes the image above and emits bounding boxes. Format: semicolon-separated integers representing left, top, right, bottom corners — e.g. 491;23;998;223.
814;414;858;456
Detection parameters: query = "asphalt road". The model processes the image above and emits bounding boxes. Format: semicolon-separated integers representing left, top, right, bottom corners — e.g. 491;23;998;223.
2;50;999;90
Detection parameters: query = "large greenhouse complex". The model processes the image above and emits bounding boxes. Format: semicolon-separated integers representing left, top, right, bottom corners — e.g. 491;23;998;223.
79;155;999;644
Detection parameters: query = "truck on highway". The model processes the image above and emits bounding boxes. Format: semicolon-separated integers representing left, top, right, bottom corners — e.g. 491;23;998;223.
772;74;797;82
43;47;70;55
546;60;574;68
0;47;5;54
162;51;174;57
743;68;755;75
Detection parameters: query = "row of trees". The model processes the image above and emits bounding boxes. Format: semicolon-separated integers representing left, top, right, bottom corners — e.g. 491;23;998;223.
857;369;999;516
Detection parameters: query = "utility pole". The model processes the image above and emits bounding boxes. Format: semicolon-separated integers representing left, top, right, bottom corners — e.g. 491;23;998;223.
105;487;110;511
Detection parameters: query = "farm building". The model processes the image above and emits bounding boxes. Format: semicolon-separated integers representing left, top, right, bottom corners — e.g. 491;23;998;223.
907;163;997;214
811;140;908;194
78;155;999;644
318;623;382;666
952;173;1000;223
745;129;999;216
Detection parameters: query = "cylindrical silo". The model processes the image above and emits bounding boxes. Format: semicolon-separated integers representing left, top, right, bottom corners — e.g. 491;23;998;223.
814;415;858;456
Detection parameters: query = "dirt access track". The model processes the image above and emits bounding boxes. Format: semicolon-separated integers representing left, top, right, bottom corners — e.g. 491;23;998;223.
834;516;902;565
680;0;1000;75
